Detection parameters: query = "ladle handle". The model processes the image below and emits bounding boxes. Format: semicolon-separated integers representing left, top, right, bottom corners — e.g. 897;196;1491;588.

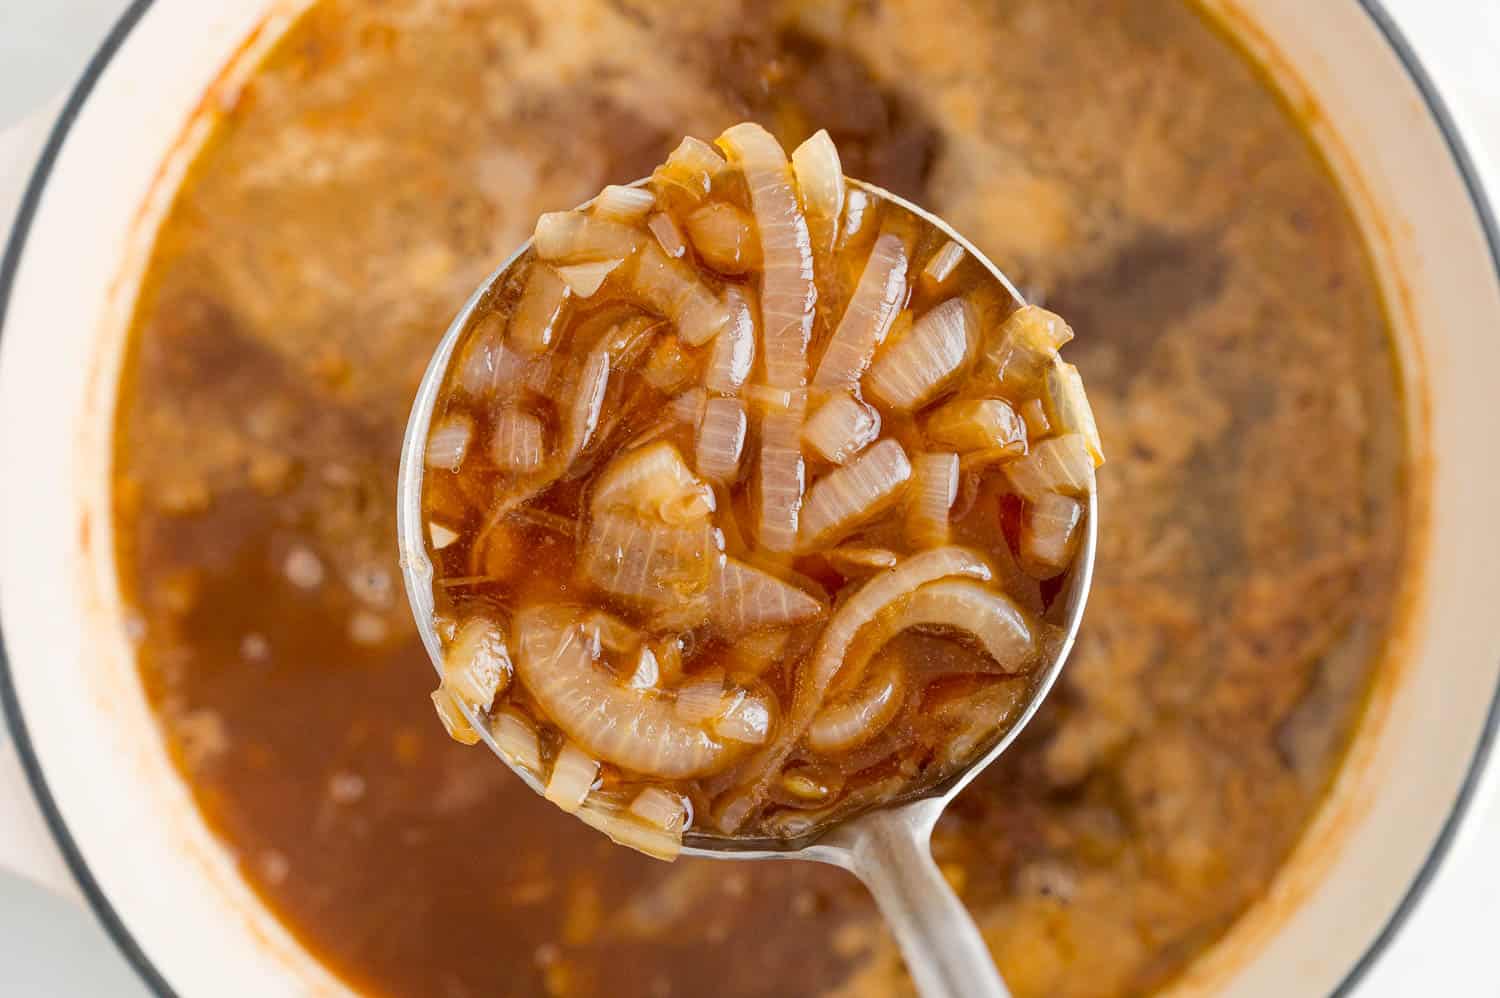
843;802;1010;998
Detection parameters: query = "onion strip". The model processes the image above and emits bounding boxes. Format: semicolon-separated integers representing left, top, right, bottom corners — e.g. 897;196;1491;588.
864;297;976;411
812;232;908;389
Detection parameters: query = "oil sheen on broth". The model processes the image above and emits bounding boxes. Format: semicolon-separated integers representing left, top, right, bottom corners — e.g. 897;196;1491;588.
419;124;1100;855
112;1;1407;996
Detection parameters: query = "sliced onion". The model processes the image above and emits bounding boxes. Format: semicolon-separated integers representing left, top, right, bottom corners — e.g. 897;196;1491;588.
442;616;512;708
705;285;756;395
907;451;959;547
514;605;736;778
625;645;661;689
491;708;542;772
1004;434;1094;501
718;122;815;390
921;239;966;290
492;407;546;473
864;297;976;411
675;671;726;723
812;233;908;389
708;558;825;636
983;304;1075;390
556;348;611;471
580;610;642;654
1020;397;1052;438
754;393;807;554
925;398;1027;454
713;690;773;745
591;440;715;523
581;513;721;613
791;128;845;262
555;258;622;298
826;546;899;573
1020;491;1085;578
799;438;912;549
627;241;731;346
593;184;655;223
647;212;687;259
629;787;691;832
533;212;642;263
884;578;1036;673
426;413;473;470
667;387;707;427
808;657;904;753
1045;362;1105;466
510;263;572;354
802;393;880;465
722;629;791;676
686;201;758;274
429;522;460;550
545;742;600;814
640;335;696;393
837;187;879;254
696;396;747;482
430;687;479;745
576;802;683;861
653;136;725;199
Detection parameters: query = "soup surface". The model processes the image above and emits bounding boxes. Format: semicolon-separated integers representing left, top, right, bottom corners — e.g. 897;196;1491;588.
113;0;1406;995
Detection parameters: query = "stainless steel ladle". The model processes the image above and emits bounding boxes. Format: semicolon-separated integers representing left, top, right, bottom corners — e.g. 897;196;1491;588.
397;178;1097;998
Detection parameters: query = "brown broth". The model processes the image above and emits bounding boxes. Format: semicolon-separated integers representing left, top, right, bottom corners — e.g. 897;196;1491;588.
112;1;1407;995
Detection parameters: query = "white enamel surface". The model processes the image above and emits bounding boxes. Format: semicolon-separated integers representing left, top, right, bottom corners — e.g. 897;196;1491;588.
0;2;1496;997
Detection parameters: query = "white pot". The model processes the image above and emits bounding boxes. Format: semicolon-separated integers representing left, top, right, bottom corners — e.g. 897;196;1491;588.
1;1;1498;995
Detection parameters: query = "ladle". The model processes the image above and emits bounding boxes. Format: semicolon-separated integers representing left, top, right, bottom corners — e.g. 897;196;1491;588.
397;178;1097;998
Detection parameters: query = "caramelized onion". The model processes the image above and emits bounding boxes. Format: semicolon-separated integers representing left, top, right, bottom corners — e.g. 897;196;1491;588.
555;259;622;298
593;184;656;223
808;657;904;754
591;440;715;524
812;233;908;389
492;407;545;473
753;393;807;554
580;513;720;613
802;393;880;465
799;438;912;549
430;687;479;745
983;304;1074;389
1045;361;1105;465
708;558;825;636
1020;491;1085;578
907;451;959;547
1004;433;1094;500
925;398;1027;455
675;672;727;723
653;136;725;199
920;239;965;290
647;212;687;259
627;241;731;346
696;396;747;482
881;578;1036;674
545;742;600;813
629;787;692;832
705;286;756;395
491;708;542;772
791;128;844;275
825;546;899;573
426;413;473;470
533;212;643;264
442;616;512;709
864;297;976;411
556;349;611;470
686;201;759;274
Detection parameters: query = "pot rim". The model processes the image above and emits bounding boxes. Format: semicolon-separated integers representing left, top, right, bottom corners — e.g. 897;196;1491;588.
0;2;1495;996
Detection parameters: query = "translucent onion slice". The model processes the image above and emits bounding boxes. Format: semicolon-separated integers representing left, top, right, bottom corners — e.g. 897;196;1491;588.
1020;491;1085;578
826;546;900;573
705;285;756;395
545;742;600;813
533;212;643;263
577;802;683;861
1045;362;1105;466
1004;434;1094;501
556;349;611;471
802;393;880;465
718;122;815;390
696;396;748;482
885;578;1037;673
591;440;715;524
647;212;687;259
791;128;845;262
555;259;622;298
1020;397;1052;438
920;239;966;291
686;201;759;274
593;184;655;223
808;657;904;754
510;263;572;354
812;232;909;389
491;708;542;772
430;687;479;745
492;407;546;473
426;413;473;470
653;136;725;199
629;787;692;833
722;629;791;676
581;513;721;612
513;605;736;778
442;616;512;709
640;335;696;393
799;438;912;549
625;645;661;689
924;398;1028;455
907;451;959;547
983;304;1075;390
713;690;773;744
627;241;731;346
754;393;808;554
708;558;825;636
864;297;977;411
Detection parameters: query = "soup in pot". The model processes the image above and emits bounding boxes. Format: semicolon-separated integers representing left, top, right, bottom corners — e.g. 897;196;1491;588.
112;0;1407;995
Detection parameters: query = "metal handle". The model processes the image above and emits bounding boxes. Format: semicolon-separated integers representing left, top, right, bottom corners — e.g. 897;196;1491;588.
839;800;1009;998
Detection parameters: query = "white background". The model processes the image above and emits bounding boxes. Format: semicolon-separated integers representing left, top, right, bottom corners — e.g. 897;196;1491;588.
1;0;1497;994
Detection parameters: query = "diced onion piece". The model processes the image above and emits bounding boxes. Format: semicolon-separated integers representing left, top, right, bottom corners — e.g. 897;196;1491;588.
442;616;512;709
514;605;735;778
581;514;720;612
629;787;692;832
640;335;696;393
627;241;731;346
696;396;747;482
705;286;756;395
533;212;643;263
865;297;976;411
925;398;1027;455
1004;434;1094;500
921;239;966;290
1045;362;1105;466
1020;397;1052;437
426;413;473;470
667;387;707;426
593;184;655;223
837;187;879;255
653;136;725;199
754;392;807;554
799;438;912;549
743;383;798;411
1020;492;1085;578
686;201;759;274
802;393;880;465
648;212;687;259
510;263;572;354
555;258;622;298
429;522;460;550
545;742;600;813
718;122;815;390
578;802;683;861
984;304;1075;389
492;708;543;772
430;687;480;745
808;658;904;753
826;546;899;572
713;690;773;745
812;233;909;389
675;671;726;723
791;129;845;261
907;451;959;547
591;440;715;523
708;558;825;636
492;407;546;473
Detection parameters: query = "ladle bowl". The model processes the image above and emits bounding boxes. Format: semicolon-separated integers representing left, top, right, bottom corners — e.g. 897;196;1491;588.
397;178;1098;998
